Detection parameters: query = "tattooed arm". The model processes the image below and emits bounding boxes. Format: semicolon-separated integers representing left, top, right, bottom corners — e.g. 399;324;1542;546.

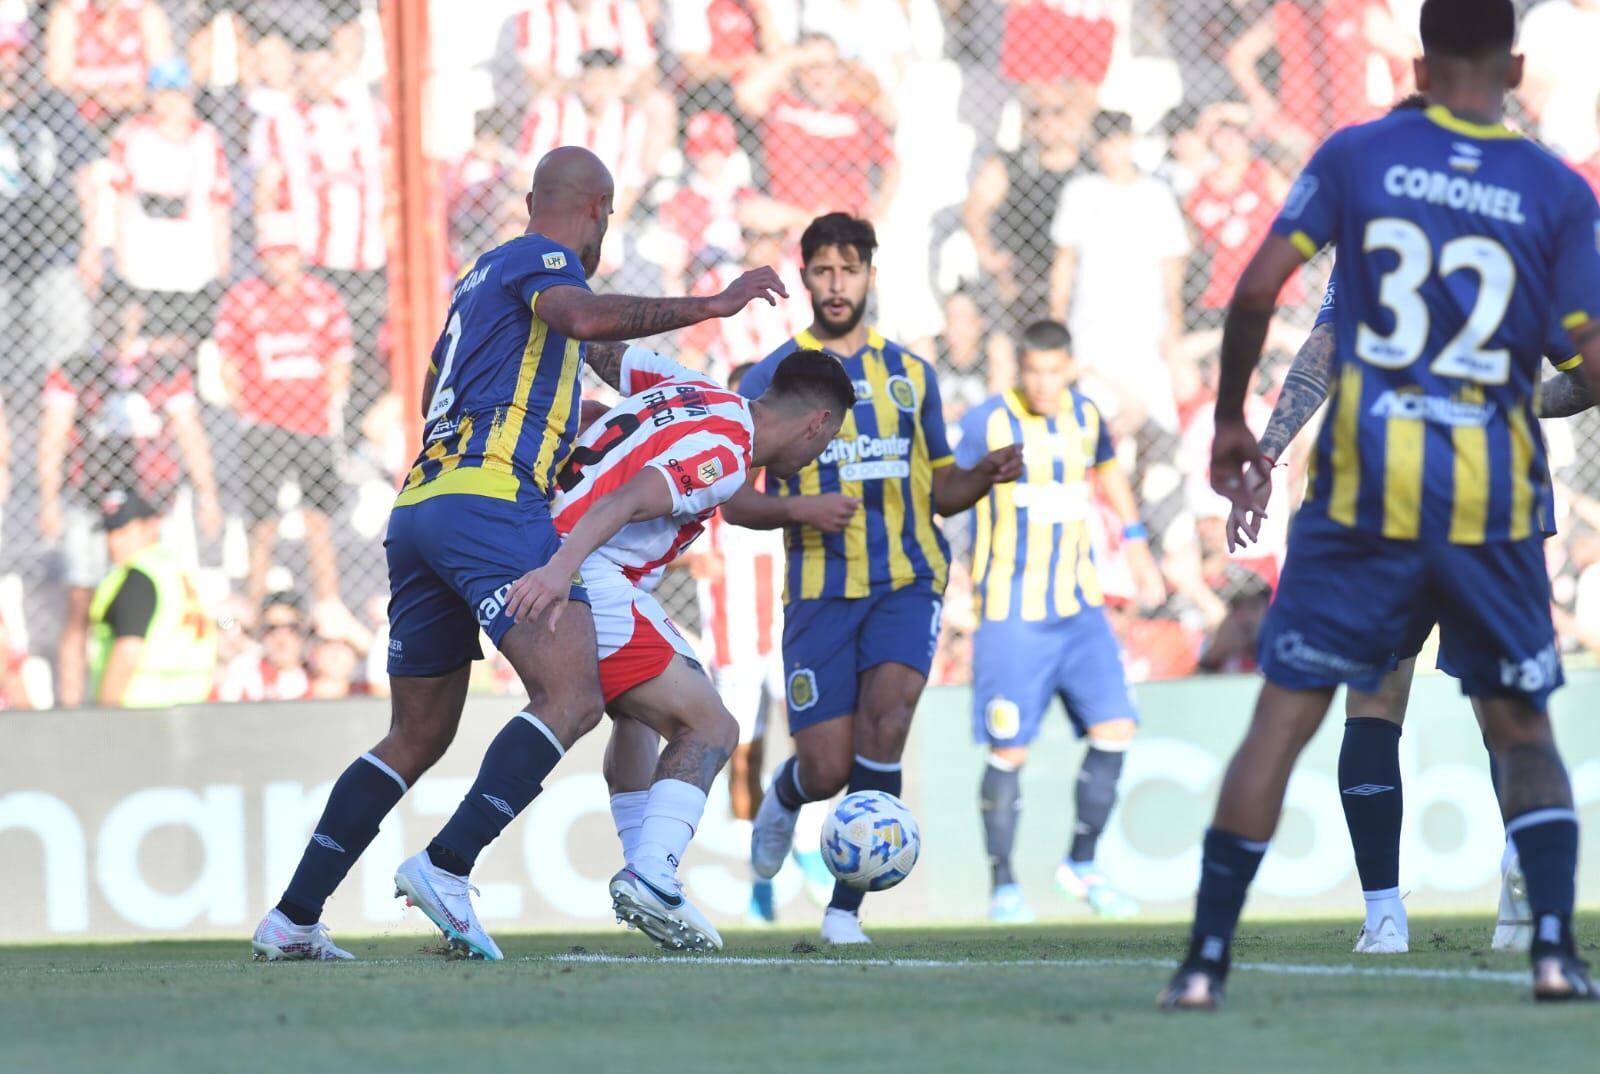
1258;320;1336;461
1539;367;1594;419
583;341;627;391
536;267;787;342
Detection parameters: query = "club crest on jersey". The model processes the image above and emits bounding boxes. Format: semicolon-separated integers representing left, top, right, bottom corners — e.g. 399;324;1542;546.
787;668;819;711
887;375;918;412
543;251;567;270
697;458;723;484
1281;174;1319;219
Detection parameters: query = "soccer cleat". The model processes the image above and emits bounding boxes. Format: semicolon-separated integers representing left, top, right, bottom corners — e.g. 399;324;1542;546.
393;851;503;961
1532;954;1600;1002
1158;965;1226;1011
1352;916;1409;954
1056;863;1139;919
609;868;723;952
792;848;836;907
746;879;776;925
1491;859;1533;953
250;909;354;961
751;787;800;879
989;883;1036;925
820;907;871;945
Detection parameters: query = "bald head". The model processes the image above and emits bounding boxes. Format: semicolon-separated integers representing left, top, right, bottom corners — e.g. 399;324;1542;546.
525;146;616;277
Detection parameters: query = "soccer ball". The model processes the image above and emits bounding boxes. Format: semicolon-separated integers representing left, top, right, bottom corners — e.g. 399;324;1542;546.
820;790;921;892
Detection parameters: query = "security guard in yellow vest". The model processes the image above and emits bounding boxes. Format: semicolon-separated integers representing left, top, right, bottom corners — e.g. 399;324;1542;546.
87;490;217;708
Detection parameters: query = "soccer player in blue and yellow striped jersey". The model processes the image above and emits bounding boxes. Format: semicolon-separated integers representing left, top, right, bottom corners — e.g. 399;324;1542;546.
730;213;1023;944
960;321;1165;925
255;147;789;962
1165;0;1600;1008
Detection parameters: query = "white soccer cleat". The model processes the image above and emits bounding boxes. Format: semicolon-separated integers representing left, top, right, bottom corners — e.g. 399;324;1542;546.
609;868;723;952
1353;916;1409;954
250;909;354;961
820;907;872;946
393;851;504;961
1492;858;1533;953
751;785;800;880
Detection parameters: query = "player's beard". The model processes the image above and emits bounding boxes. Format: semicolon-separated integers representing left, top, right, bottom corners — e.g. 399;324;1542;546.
812;294;866;338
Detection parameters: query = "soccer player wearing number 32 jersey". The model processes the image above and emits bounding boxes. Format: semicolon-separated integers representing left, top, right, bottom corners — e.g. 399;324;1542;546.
1163;0;1600;1008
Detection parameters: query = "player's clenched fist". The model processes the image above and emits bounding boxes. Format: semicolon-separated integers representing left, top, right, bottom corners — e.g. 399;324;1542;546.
709;267;788;317
978;444;1025;484
792;493;860;534
1210;418;1271;515
505;563;573;631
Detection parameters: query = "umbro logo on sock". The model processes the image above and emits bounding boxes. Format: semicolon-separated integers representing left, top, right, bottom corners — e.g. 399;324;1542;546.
1341;784;1395;797
483;794;515;818
312;834;346;853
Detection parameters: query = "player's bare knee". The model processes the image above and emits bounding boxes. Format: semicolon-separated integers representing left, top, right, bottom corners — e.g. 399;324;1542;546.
708;708;740;758
989;745;1028;769
1088;719;1137;752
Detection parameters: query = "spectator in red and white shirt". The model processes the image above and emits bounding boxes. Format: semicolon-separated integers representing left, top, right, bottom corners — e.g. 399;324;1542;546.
735;34;897;220
658;111;752;284
104;57;232;342
443;109;518;273
1183;117;1298;317
219;591;313;703
45;0;173;129
679;199;810;379
670;0;794;112
493;0;658;110
998;0;1116;88
215;213;353;613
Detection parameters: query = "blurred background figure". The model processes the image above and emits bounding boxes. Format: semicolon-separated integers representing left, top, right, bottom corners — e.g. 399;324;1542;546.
218;589;311;702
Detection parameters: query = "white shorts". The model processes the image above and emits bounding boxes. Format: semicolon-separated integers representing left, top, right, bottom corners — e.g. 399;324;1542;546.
587;560;698;704
714;654;784;744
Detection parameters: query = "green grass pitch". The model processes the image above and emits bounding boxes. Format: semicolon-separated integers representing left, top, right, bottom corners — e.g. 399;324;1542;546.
2;914;1595;1074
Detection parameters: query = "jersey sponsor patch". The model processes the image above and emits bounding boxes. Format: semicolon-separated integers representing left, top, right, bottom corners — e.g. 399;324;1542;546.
543;251;567;270
697;458;723;484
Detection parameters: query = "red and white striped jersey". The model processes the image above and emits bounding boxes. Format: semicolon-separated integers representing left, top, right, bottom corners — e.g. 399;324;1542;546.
553;349;755;591
518;94;650;191
511;0;657;82
254;93;386;272
682;257;810;382
697;507;783;668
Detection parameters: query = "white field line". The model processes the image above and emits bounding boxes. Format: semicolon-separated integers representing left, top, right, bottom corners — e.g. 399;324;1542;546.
12;953;1525;986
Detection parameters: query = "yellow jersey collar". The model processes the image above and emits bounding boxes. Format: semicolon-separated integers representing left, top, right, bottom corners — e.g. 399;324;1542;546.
1002;387;1071;422
795;326;885;358
1423;104;1519;141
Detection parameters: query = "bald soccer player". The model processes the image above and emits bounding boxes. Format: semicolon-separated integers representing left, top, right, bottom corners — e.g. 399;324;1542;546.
253;147;787;961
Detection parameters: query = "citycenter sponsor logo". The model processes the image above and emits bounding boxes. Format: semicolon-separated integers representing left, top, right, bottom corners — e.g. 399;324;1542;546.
819;434;913;481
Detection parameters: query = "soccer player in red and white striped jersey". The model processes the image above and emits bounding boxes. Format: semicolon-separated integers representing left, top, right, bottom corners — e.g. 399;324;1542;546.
503;344;853;951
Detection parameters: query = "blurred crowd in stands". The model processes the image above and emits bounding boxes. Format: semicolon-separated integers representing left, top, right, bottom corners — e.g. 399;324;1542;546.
6;0;1600;712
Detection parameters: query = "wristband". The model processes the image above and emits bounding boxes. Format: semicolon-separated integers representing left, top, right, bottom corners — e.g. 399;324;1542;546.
1122;522;1149;541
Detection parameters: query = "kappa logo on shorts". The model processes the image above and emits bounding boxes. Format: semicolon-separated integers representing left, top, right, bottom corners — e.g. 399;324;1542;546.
543;251;567;270
1499;644;1560;693
788;668;819;711
985;698;1022;741
476;582;513;629
887;375;918;413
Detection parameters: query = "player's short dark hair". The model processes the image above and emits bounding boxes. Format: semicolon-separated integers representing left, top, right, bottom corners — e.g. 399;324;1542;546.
1420;0;1514;59
1391;93;1428;113
1021;320;1073;354
800;213;877;266
727;361;757;391
766;349;856;416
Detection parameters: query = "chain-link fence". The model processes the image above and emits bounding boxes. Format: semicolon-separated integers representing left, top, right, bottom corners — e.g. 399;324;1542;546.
5;0;1600;710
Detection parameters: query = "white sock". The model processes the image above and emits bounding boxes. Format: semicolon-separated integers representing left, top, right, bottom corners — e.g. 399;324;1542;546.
610;791;648;862
1362;886;1405;932
1501;837;1519;876
633;779;708;886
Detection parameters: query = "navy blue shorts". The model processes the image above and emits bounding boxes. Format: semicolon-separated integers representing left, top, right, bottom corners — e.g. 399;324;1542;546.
971;606;1138;747
780;585;942;732
1259;515;1561;711
385;494;588;677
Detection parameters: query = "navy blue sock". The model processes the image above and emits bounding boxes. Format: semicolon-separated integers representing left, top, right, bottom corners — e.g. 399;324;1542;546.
1337;718;1403;894
772;756;813;812
431;713;564;874
980;758;1021;890
828;756;902;914
278;753;408;924
1507;808;1580;957
1185;827;1268;971
1486;744;1503;809
1069;747;1124;865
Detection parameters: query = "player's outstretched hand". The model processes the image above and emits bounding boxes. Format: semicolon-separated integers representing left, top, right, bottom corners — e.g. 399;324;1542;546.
1210;418;1270;516
1223;457;1274;552
792;493;861;533
505;563;572;632
980;444;1025;484
709;267;788;318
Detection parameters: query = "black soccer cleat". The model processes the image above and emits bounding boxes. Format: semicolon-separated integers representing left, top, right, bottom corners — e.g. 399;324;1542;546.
1158;964;1226;1012
1533;953;1600;1003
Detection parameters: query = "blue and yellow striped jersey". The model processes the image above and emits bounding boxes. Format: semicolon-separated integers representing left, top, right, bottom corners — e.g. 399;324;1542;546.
958;388;1115;623
396;234;589;507
1272;105;1600;543
738;328;954;600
